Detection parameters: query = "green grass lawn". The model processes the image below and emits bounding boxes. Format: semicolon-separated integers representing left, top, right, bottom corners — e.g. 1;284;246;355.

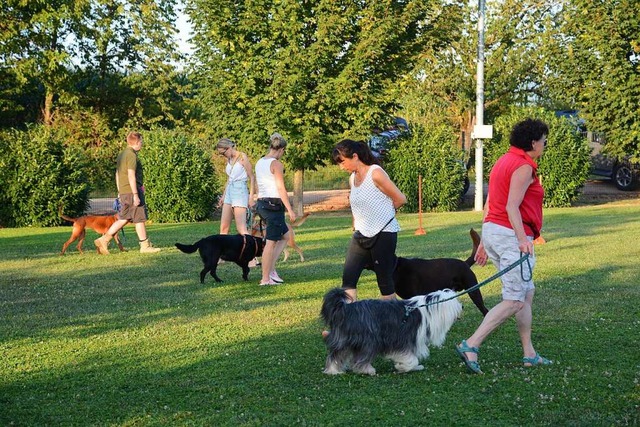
1;201;639;426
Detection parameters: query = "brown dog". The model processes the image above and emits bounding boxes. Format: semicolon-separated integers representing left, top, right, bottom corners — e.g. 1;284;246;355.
251;212;309;262
60;214;125;254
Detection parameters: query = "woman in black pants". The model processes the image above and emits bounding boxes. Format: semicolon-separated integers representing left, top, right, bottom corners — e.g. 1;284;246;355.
332;139;406;301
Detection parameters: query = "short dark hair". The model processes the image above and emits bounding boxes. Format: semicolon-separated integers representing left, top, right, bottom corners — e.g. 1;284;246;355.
510;119;549;151
331;139;378;166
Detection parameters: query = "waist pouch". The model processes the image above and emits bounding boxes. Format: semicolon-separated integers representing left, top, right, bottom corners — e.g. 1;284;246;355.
353;231;380;249
259;198;283;211
352;216;395;250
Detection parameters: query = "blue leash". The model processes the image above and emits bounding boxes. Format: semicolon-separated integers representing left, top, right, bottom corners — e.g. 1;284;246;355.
403;253;532;320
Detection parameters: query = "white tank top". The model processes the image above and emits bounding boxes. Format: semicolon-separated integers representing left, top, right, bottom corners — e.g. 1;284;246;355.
350;164;400;237
255;157;280;198
225;155;248;182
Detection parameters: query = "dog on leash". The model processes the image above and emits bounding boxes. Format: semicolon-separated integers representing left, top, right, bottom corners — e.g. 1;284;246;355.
175;234;264;283
321;288;462;375
251;212;309;262
60;214;124;255
366;229;488;316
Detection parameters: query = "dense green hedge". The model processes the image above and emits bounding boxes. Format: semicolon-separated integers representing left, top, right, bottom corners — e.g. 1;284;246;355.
141;128;220;223
0;125;91;227
385;124;467;212
485;107;591;208
0;126;221;227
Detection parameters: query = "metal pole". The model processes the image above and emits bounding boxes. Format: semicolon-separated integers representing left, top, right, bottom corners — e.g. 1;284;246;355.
415;175;425;235
474;0;486;212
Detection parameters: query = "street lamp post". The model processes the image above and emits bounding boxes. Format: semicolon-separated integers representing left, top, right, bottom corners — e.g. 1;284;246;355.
473;0;492;211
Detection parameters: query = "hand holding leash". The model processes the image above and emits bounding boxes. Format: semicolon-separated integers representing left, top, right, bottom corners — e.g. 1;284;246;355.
518;239;534;256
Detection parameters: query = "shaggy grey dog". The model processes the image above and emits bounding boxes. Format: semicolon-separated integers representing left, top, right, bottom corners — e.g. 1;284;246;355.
321;288;462;375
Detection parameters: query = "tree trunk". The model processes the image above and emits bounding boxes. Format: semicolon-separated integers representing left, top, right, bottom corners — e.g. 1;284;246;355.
42;90;54;126
293;169;305;217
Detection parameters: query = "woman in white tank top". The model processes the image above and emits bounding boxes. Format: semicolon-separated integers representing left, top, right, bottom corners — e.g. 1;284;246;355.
332;139;406;301
216;138;256;235
255;133;296;286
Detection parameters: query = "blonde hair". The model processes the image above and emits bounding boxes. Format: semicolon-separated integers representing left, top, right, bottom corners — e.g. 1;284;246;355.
269;132;287;150
216;138;236;150
127;131;142;145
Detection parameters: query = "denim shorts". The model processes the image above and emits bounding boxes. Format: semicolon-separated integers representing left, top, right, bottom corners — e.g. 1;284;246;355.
223;180;249;208
482;222;536;302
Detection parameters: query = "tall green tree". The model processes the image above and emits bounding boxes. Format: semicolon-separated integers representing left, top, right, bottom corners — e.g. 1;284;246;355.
0;0;82;125
188;0;456;213
397;0;561;152
0;0;183;128
546;0;640;162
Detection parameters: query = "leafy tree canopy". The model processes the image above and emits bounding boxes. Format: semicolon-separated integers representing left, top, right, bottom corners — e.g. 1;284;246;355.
546;0;640;162
189;0;458;170
0;0;183;127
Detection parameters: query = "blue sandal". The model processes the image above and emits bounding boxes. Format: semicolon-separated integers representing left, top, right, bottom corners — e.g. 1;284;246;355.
455;340;483;374
523;353;552;367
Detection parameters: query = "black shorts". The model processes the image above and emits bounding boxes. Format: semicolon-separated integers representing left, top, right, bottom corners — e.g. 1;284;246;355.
256;199;288;241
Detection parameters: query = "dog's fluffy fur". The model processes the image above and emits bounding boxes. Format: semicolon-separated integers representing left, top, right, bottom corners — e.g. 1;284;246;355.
60;214;124;255
321;288;462;375
175;234;264;283
251;212;309;262
388;229;488;316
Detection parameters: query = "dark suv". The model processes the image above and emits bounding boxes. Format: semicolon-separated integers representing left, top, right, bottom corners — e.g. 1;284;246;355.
556;110;639;191
588;132;639;191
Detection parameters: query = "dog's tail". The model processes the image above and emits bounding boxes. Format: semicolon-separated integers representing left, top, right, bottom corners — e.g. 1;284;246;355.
464;228;481;267
320;287;350;326
175;242;200;254
60;214;77;223
291;212;310;228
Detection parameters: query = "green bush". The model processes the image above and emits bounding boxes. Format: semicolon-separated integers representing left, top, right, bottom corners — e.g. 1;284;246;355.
52;108;120;194
385;124;466;212
0;125;91;227
485;107;591;208
142;128;220;222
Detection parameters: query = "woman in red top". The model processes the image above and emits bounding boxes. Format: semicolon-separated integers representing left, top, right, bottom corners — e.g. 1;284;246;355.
456;118;552;374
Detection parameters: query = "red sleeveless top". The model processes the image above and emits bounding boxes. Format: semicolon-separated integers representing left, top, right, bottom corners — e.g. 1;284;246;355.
484;147;544;238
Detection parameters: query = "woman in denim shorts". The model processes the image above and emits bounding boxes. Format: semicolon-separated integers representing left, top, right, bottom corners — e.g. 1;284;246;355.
217;138;256;235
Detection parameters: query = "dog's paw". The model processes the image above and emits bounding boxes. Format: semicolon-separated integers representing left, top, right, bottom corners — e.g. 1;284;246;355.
323;367;345;375
351;364;376;376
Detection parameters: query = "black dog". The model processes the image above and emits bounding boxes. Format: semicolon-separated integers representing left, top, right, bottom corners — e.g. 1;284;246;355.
396;229;487;316
367;229;488;316
175;234;264;283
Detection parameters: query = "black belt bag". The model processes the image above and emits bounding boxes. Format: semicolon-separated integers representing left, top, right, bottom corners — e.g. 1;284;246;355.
353;216;395;250
258;197;284;211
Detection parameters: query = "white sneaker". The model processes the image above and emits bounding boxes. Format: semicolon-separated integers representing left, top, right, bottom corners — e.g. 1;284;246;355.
269;271;284;283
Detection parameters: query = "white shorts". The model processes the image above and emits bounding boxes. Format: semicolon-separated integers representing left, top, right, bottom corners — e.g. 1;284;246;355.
482;222;536;302
223;180;249;208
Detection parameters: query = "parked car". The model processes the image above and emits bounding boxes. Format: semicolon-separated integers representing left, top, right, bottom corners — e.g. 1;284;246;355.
368;129;401;159
588;133;639;191
556;110;639;191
